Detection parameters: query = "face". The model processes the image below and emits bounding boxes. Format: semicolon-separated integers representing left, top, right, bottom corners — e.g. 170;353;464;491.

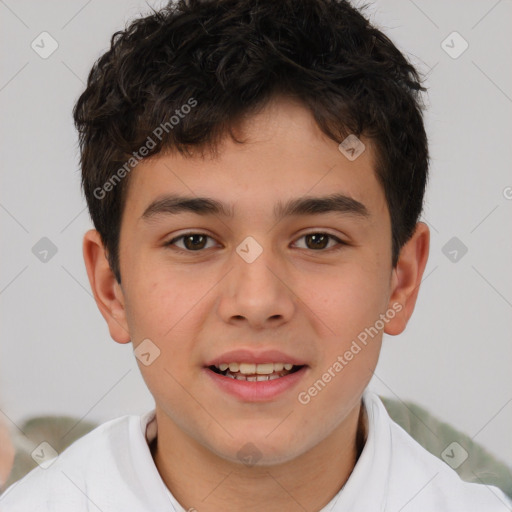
85;96;427;466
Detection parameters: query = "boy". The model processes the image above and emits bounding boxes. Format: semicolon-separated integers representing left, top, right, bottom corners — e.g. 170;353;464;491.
1;0;511;510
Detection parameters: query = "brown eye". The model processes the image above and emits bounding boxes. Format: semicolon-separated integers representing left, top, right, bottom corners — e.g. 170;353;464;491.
305;233;329;250
183;234;208;250
294;232;345;251
166;233;216;251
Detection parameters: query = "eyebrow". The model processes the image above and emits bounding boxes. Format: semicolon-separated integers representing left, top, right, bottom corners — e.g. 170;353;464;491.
140;193;370;222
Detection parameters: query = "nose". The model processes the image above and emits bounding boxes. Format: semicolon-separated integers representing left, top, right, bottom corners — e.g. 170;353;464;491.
216;241;296;329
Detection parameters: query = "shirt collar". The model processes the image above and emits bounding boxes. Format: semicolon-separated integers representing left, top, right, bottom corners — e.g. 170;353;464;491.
319;387;390;511
143;409;158;445
138;387;390;512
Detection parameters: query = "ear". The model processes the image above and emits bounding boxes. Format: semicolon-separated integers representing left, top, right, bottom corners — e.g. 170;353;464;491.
384;222;430;336
82;229;131;344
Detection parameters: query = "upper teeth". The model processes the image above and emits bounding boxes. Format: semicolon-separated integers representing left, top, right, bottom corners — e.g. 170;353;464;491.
215;362;294;374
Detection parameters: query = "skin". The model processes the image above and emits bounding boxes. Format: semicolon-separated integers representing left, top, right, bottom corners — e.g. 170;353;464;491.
0;418;14;491
83;96;429;511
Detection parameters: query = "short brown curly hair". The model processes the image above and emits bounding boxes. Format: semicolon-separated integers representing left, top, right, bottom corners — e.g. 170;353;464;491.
73;0;429;283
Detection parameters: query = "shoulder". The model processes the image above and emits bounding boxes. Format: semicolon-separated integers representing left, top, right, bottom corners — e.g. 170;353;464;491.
367;393;512;511
0;414;138;511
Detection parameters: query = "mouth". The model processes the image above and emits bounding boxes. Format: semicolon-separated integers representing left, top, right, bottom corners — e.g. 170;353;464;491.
207;362;305;381
203;350;309;401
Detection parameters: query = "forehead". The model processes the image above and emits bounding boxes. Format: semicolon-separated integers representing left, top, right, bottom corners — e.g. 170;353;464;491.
122;98;387;225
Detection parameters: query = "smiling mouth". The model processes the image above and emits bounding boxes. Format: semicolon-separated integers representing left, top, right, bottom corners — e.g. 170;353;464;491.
208;362;305;381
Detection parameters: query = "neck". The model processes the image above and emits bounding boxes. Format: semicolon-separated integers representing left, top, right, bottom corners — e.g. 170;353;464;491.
151;401;367;512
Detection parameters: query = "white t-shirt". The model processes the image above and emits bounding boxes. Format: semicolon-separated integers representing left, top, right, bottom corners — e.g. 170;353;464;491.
1;389;511;511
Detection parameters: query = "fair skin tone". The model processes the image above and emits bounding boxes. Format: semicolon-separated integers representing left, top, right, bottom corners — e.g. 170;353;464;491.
0;417;14;490
83;96;429;511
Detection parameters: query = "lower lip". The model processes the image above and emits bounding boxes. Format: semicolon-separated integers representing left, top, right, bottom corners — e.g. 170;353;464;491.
204;366;308;402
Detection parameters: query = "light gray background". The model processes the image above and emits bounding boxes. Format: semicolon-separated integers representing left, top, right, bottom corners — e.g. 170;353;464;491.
1;0;511;465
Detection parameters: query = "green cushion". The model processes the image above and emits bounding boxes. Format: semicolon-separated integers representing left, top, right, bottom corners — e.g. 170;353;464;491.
3;416;97;490
380;396;512;498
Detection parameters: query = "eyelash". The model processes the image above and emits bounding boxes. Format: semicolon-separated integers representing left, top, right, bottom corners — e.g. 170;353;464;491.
165;231;347;253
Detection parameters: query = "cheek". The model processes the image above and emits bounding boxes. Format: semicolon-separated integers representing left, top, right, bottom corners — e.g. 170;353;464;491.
125;268;193;338
124;274;196;399
124;269;210;373
301;263;389;341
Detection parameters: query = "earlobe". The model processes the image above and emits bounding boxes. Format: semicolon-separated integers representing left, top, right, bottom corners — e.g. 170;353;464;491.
384;222;430;336
82;229;131;344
